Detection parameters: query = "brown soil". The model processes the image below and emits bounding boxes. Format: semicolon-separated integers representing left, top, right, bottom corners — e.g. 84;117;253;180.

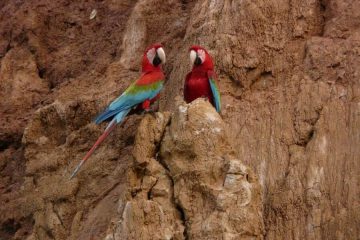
0;0;359;239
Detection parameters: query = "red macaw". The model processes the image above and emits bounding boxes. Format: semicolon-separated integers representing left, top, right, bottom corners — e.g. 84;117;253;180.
184;45;221;112
70;44;166;179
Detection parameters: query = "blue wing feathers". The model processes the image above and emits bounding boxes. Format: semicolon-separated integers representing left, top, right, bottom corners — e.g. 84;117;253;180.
114;109;131;123
95;82;163;124
95;109;121;124
209;79;221;113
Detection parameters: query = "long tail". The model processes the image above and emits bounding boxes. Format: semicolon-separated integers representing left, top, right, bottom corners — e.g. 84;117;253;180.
69;108;131;179
69;118;117;179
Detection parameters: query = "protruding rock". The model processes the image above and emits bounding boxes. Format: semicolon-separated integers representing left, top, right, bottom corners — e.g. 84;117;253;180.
161;99;264;239
113;112;185;240
111;100;264;239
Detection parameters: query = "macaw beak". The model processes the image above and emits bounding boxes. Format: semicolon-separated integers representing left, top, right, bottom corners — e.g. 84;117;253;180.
153;53;161;66
153;47;166;66
194;55;202;65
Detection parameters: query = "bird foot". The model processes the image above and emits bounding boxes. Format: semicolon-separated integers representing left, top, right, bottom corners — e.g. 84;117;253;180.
145;108;154;113
145;109;157;116
201;96;210;102
140;108;154;115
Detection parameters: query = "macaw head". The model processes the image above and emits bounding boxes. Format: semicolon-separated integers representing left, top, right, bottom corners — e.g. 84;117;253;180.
142;43;166;72
189;45;214;71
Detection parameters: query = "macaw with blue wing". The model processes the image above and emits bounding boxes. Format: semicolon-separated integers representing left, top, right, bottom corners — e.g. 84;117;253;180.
70;44;166;179
184;45;221;112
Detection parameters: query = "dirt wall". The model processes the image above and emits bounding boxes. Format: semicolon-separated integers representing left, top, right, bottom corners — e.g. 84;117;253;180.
0;0;359;239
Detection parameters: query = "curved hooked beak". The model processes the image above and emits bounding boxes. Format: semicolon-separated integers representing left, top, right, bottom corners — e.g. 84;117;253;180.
190;50;202;66
153;47;166;66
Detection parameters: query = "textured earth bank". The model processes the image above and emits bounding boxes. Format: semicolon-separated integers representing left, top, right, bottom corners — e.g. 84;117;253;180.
1;0;360;239
110;100;263;240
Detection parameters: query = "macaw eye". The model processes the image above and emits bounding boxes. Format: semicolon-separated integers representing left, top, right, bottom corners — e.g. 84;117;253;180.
197;49;206;63
146;48;156;64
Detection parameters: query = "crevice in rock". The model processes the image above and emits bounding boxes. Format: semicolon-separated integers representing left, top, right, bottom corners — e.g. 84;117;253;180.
303;106;323;147
318;0;327;36
154;117;171;172
293;95;324;147
147;178;158;200
156;153;170;172
4;43;12;57
37;66;46;79
152;116;189;239
0;134;22;152
229;74;244;89
39;225;55;240
180;0;189;11
245;66;257;72
295;127;316;148
261;71;273;79
175;201;188;240
52;204;65;229
131;187;142;198
1;218;21;236
0;215;34;239
1;30;13;58
0;139;12;152
167;174;188;240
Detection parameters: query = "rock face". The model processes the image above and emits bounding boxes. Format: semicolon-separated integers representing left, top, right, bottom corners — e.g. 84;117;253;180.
0;0;360;239
110;100;263;240
110;111;185;240
0;47;49;152
20;99;141;240
160;100;263;239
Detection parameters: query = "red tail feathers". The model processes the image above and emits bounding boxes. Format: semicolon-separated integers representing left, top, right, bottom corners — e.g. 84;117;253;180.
69;119;117;179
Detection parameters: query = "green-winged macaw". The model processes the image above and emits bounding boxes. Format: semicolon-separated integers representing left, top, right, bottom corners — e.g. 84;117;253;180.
70;43;166;179
184;45;221;113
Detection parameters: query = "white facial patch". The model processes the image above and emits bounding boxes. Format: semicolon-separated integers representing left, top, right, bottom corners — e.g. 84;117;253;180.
190;50;197;65
146;48;156;63
156;47;166;64
197;49;206;63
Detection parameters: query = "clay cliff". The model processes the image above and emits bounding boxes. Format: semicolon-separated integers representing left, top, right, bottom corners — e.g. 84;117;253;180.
0;0;359;239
